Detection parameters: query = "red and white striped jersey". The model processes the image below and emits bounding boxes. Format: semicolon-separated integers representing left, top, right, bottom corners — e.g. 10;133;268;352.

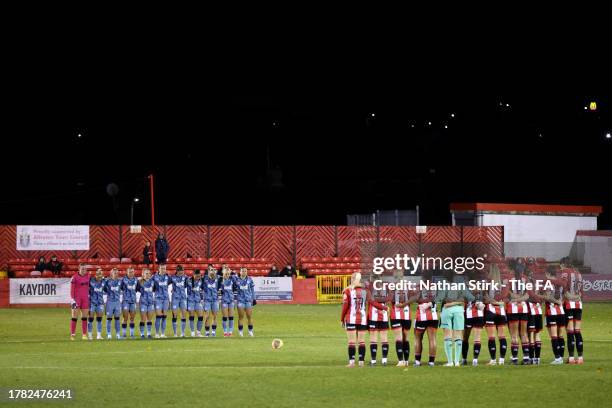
341;287;367;325
465;289;485;318
546;302;565;316
415;289;438;321
368;303;389;322
390;289;411;320
506;275;529;314
367;286;390;322
466;302;484;318
545;281;565;316
506;301;529;314
562;269;583;310
485;283;507;316
528;302;543;316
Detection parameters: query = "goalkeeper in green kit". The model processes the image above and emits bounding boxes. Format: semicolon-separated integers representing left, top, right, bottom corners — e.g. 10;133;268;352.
435;272;475;367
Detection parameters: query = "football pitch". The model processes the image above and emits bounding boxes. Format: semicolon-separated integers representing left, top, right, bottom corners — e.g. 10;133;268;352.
1;304;611;408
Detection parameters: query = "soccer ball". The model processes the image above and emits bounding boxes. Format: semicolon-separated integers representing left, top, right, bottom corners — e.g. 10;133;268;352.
271;338;284;350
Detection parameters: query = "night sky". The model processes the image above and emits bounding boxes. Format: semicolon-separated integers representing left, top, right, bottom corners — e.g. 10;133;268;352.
2;65;611;227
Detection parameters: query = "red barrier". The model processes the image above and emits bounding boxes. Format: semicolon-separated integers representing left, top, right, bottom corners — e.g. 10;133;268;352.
0;279;8;307
1;225;505;272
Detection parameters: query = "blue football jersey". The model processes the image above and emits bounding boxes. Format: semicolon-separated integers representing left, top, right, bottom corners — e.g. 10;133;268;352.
89;278;106;305
105;278;122;303
187;277;204;302
139;278;155;304
236;276;255;303
121;276;139;303
221;276;236;304
153;273;170;300
170;275;188;300
203;276;219;302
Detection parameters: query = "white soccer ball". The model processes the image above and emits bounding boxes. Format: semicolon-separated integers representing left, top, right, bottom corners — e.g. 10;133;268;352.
272;338;284;350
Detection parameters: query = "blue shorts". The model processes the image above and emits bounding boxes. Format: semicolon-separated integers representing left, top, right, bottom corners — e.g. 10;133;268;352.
172;298;187;311
140;303;155;313
106;301;121;317
203;300;219;312
237;301;253;310
221;301;234;309
90;303;105;314
187;300;203;312
122;301;136;312
155;298;170;312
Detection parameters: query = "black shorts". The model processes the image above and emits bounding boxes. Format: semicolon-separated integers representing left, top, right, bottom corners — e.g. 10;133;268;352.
368;320;389;331
415;319;438;331
528;314;543;332
566;309;583;321
546;314;567;327
390;319;412;330
346;323;368;332
465;317;485;328
507;313;529;322
485;311;507;326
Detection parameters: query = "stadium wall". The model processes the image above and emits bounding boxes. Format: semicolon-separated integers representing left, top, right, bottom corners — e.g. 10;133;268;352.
0;225;504;270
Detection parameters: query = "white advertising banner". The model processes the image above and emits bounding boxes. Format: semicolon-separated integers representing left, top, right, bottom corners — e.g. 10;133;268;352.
10;278;72;304
16;225;90;251
253;277;293;301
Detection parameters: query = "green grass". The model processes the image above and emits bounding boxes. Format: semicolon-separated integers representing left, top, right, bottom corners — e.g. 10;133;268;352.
0;304;611;407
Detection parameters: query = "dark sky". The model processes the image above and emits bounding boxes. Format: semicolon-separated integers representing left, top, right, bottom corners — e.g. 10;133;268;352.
2;47;611;227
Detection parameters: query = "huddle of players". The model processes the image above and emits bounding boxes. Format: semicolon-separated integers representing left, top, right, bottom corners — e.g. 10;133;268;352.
340;260;584;367
70;263;256;340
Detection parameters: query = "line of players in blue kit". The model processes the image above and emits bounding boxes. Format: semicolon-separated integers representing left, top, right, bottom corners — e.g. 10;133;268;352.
86;264;256;340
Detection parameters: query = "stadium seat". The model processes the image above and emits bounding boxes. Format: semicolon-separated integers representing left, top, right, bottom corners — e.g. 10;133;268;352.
121;257;132;263
30;271;41;277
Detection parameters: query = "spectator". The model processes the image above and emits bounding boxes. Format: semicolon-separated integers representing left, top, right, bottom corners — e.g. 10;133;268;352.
268;265;280;277
142;241;153;265
155;233;170;264
280;264;296;278
46;255;63;275
514;257;526;275
34;256;47;272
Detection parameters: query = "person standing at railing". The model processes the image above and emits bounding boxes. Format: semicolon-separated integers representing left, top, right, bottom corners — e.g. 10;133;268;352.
155;233;170;264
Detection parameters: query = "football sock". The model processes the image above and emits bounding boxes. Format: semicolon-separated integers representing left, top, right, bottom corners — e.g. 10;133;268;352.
348;342;356;362
453;339;462;364
129;322;135;336
567;331;575;357
382;342;389;359
70;318;77;335
473;341;481;359
139;322;145;336
229;316;234;332
88;317;94;334
189;316;195;332
558;337;565;358
358;343;366;362
575;330;583;356
96;317;102;334
114;317;120;334
488;337;496;360
172;317;178;334
444;338;453;363
161;315;167;333
106;318;112;334
395;340;403;361
180;319;186;334
499;337;507;359
222;317;228;333
461;338;469;360
197;317;203;332
146;321;152;336
370;343;378;361
402;340;410;361
511;342;519;360
155;316;161;334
